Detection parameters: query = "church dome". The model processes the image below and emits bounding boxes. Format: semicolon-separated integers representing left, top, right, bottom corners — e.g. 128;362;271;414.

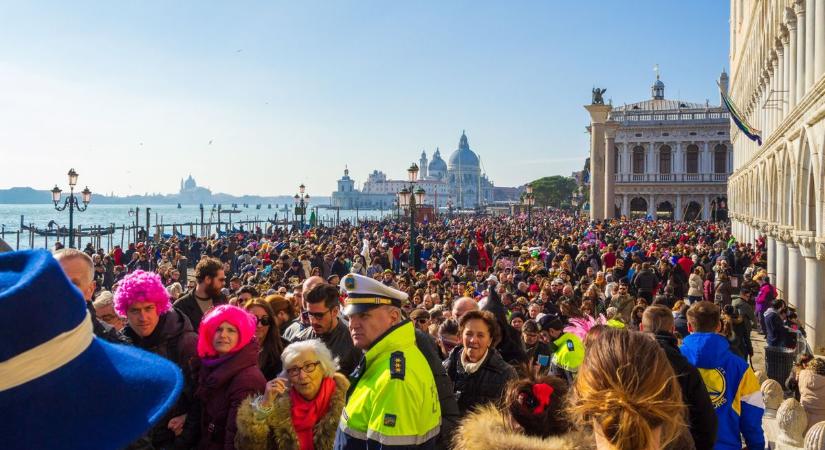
429;148;447;173
448;131;480;169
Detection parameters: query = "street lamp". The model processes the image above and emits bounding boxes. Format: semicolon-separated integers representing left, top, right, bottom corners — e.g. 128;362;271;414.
446;198;453;220
397;163;425;271
523;183;535;234
294;184;309;231
52;168;91;248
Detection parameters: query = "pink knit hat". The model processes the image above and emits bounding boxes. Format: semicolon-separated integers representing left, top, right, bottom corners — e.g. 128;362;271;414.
197;304;257;358
113;270;172;317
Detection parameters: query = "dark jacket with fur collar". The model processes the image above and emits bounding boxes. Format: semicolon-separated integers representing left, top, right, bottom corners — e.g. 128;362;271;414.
234;372;349;450
452;404;595;450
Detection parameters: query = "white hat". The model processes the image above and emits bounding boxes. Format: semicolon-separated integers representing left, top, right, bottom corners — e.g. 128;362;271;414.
340;273;408;315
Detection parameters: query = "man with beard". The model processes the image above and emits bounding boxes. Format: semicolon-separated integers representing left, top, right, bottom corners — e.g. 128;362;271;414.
173;257;226;329
292;283;361;375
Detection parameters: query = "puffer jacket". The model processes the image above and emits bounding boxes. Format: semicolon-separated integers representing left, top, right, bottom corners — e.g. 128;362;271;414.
443;346;517;414
452;404;594;450
799;368;825;431
688;273;704;298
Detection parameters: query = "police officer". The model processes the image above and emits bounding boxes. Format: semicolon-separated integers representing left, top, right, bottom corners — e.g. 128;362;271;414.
334;273;441;449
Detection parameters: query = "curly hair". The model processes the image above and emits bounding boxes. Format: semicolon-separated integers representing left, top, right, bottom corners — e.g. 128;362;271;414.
197;305;257;358
113;270;172;317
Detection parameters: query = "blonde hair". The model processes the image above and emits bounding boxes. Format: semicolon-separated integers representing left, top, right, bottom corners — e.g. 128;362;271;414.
569;328;686;450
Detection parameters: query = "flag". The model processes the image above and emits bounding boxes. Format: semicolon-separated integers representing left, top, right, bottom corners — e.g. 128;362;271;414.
718;82;762;145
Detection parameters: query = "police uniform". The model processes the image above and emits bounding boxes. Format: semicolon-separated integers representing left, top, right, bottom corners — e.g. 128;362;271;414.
334;274;441;450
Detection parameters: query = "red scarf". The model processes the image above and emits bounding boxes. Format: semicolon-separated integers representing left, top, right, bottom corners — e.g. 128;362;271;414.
290;377;336;450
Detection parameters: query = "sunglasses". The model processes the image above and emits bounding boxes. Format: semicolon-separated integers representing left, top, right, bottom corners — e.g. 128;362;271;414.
416;318;429;324
254;316;272;326
306;309;332;320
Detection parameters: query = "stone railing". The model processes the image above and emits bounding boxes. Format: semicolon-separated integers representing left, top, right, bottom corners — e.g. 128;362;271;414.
615;173;730;183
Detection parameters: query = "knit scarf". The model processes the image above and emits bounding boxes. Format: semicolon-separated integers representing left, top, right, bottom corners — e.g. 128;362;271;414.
461;348;489;375
290;377;336;450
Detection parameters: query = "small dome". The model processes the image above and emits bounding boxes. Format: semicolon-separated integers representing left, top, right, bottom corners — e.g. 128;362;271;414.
448;131;480;169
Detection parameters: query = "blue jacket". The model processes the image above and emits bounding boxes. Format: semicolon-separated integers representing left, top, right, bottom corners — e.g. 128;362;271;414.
764;308;788;348
680;333;764;450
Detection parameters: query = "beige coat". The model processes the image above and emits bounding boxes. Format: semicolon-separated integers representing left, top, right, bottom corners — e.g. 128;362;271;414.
452;404;595;450
799;369;825;431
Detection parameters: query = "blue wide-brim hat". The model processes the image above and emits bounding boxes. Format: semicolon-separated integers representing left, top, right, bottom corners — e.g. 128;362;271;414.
0;250;183;450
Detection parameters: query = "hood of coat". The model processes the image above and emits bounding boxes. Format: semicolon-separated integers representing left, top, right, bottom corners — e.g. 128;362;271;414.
800;369;825;394
452;404;594;450
680;332;730;369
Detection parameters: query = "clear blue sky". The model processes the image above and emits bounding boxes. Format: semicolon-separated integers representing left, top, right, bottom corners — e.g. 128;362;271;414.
0;0;729;197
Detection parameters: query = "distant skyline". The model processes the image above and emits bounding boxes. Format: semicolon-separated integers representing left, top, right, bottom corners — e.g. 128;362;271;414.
0;1;729;197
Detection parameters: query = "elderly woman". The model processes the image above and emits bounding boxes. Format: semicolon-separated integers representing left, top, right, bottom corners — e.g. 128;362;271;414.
443;310;517;414
195;305;266;450
235;340;349;450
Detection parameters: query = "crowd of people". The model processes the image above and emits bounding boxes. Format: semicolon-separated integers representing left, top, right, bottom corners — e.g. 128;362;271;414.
3;209;824;450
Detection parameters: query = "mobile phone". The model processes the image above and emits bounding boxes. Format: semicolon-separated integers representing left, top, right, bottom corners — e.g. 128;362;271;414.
537;354;550;367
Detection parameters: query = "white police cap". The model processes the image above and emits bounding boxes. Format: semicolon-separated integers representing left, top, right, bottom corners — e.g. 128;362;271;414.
340;273;408;315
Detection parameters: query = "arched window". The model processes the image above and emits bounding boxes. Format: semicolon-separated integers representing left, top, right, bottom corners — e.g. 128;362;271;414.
686;145;699;174
659;145;672;174
714;144;727;173
633;146;645;174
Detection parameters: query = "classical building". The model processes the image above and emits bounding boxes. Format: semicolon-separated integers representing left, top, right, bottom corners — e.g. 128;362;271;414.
727;0;825;354
331;131;507;209
177;175;212;203
584;74;732;220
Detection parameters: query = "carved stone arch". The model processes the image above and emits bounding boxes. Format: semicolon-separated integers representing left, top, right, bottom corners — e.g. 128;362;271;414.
797;128;819;233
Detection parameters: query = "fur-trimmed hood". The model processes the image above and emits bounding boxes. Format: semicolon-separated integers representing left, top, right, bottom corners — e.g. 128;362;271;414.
235;372;350;450
452;404;595;450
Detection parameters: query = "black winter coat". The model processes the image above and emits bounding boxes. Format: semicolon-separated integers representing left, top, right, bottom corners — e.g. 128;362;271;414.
292;319;361;376
124;308;200;448
632;268;658;292
654;332;718;450
443;346;517;415
174;291;227;331
415;329;460;450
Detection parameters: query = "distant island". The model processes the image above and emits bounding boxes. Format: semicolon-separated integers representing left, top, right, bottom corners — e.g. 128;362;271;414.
0;175;330;206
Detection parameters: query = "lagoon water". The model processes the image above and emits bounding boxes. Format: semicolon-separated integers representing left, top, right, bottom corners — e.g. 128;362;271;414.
0;204;392;250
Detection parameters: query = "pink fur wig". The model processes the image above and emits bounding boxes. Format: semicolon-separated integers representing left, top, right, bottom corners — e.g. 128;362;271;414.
113;270;172;317
197;304;257;358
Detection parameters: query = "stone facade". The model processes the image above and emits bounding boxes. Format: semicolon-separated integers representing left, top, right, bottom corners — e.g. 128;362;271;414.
728;0;825;355
585;75;732;220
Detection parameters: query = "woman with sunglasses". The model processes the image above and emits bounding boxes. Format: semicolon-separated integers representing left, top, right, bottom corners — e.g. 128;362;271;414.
236;340;349;450
245;298;287;380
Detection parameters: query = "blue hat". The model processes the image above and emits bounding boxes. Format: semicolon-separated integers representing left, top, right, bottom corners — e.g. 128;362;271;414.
0;250;183;450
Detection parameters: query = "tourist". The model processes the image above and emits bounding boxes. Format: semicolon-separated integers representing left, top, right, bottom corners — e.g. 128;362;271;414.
54;248;130;344
443;310;517;414
569;327;688;450
291;283;361;376
174;257;227;330
641;305;718;450
195;305;266;450
116;269;200;449
92;290;125;331
244;298;287;380
235;340;349;450
680;301;765;450
453;375;588;449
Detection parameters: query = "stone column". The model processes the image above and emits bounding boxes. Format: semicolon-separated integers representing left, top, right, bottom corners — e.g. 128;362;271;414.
674;142;682;174
648;194;655;218
702;141;710;177
775;240;788;299
675;194;683;221
771;56;779;133
796;2;807;100
767;235;777;283
647;142;654;181
806;0;816;90
778;41;787;121
787;12;798;109
803;246;825;354
622;194;629;217
786;243;805;315
817;0;825;79
702;195;710;220
585;104;612;221
604;122;619;219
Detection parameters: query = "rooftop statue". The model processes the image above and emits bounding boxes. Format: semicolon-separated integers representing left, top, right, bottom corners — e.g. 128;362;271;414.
592;87;607;105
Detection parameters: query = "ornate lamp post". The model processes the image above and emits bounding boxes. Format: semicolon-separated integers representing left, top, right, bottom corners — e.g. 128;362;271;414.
51;168;91;248
294;183;309;231
397;163;425;270
447;198;453;220
522;183;535;234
